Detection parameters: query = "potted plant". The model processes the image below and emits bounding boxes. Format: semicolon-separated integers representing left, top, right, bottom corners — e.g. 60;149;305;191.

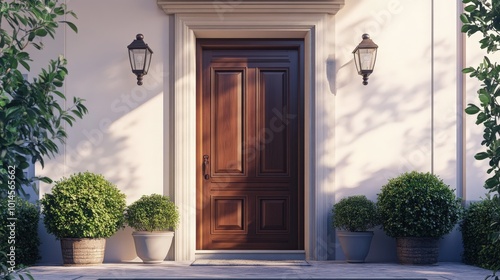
125;194;179;263
377;171;462;265
41;172;126;265
332;195;380;263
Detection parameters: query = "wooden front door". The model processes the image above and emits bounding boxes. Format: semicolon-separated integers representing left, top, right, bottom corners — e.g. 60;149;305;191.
196;40;304;250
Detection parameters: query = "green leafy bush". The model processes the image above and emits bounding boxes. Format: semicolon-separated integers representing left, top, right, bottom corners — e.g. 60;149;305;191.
41;172;126;239
377;171;462;238
126;194;179;232
332;195;380;232
0;255;34;280
460;197;500;271
0;198;40;266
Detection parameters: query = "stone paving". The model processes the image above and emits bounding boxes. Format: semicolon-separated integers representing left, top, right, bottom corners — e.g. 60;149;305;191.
26;261;495;280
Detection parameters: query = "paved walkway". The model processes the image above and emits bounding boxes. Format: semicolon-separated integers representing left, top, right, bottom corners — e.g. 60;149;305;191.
27;261;495;280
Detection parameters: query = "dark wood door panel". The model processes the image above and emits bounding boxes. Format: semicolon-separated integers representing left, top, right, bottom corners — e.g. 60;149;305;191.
257;68;297;178
209;193;295;250
257;196;290;233
208;182;294;190
197;40;304;250
211;196;247;233
212;68;245;176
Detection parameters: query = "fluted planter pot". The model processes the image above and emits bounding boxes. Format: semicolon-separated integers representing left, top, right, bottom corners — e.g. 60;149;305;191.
337;231;374;263
132;231;174;264
60;238;105;266
396;237;439;265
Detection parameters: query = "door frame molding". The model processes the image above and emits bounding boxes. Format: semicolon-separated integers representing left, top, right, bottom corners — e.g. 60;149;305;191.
158;0;344;14
170;13;337;261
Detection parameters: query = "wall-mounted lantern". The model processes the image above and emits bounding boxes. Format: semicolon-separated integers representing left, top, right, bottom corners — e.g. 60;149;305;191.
352;34;378;85
127;34;153;86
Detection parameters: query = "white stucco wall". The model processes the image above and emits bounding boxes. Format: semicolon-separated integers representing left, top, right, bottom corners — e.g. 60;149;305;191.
31;0;495;264
334;0;491;262
36;0;170;263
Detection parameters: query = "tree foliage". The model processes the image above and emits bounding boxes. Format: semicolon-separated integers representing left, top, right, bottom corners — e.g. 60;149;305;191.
0;0;87;197
461;0;500;196
461;0;500;197
462;1;500;277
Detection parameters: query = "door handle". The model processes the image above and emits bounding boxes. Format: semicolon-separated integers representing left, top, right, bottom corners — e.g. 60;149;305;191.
203;155;210;180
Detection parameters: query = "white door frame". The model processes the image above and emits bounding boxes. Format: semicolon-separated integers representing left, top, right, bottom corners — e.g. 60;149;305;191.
166;11;340;261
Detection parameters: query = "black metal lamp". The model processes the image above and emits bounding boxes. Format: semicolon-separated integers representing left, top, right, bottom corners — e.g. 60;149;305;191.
127;34;153;86
352;34;378;85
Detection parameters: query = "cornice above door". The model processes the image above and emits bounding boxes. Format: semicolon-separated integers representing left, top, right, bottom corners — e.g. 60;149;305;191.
157;0;345;15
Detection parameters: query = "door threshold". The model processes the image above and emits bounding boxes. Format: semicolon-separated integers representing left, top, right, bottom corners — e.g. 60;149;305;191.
195;250;306;260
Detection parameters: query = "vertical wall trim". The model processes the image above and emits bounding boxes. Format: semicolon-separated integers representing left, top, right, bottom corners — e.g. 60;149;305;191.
173;15;197;261
63;0;68;177
456;1;466;200
303;30;314;261
430;0;435;174
313;15;329;261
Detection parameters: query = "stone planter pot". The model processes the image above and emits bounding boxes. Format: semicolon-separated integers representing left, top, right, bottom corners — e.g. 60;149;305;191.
60;238;105;266
396;237;439;265
132;231;174;264
337;231;374;263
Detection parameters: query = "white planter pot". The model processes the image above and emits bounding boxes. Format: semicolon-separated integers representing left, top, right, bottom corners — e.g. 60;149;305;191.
337;231;374;263
132;231;174;264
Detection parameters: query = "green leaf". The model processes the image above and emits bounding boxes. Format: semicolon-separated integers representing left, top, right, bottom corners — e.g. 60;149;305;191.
35;28;48;37
53;80;63;87
52;90;65;99
38;176;53;184
484;56;491;66
476;112;489;124
18;161;30;169
465;104;481;114
460;14;470;24
32;42;43;50
475;152;490;160
479;93;491;105
53;7;65;15
19;59;30;71
60;20;78;33
463;67;475;73
485;176;499;189
464;4;476;12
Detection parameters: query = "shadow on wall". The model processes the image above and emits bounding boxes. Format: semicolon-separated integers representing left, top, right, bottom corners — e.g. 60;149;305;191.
37;63;167;264
324;32;466;261
33;0;172;265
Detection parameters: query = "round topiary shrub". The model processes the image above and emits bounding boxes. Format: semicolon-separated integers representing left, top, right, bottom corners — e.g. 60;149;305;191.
377;171;462;238
41;172;127;239
0;197;40;266
332;195;380;232
126;194;179;232
460;197;500;270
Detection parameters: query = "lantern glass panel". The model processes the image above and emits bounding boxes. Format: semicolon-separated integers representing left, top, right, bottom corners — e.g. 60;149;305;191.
360;48;377;71
354;48;377;74
130;49;147;72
